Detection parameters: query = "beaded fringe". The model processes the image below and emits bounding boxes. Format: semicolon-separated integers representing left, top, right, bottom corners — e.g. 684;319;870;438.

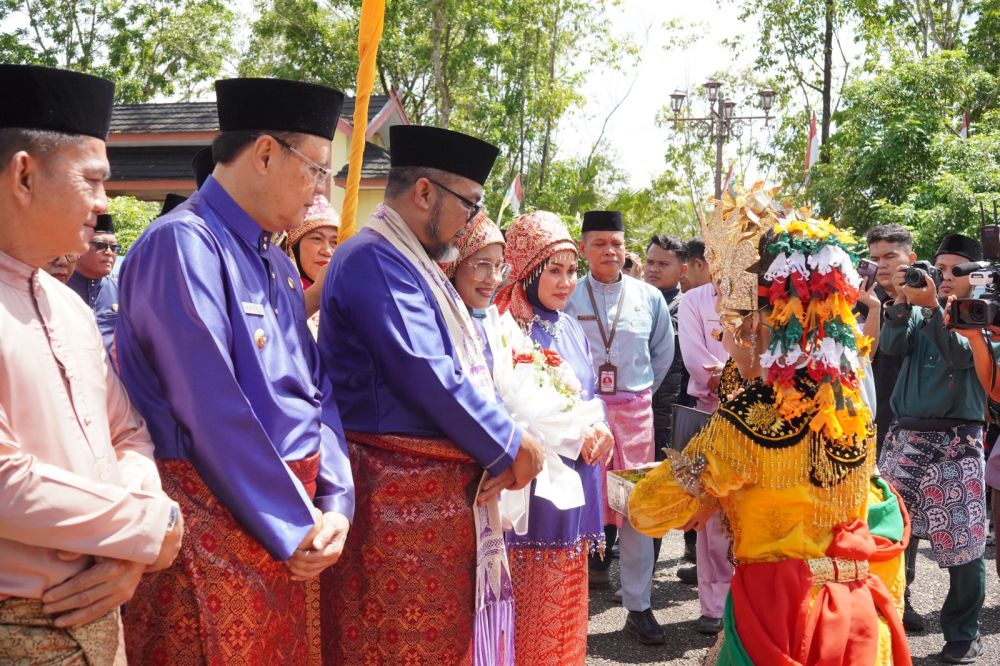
692;416;875;531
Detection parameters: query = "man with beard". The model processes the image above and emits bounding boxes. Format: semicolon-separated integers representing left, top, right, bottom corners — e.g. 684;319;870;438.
318;124;545;664
115;77;354;664
68;213;119;354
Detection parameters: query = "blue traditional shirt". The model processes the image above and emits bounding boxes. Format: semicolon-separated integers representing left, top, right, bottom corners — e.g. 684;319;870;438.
564;273;675;393
67;273;118;355
319;228;521;475
115;176;354;560
504;307;605;551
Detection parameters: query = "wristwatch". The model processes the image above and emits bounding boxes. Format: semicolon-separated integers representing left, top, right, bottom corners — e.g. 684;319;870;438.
921;306;940;320
165;503;180;533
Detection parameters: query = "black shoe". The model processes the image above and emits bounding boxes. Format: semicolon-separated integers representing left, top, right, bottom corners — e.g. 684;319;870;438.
683;540;697;563
695;615;723;635
940;636;983;664
624;608;666;645
589;568;610;590
677;565;698;585
903;599;927;633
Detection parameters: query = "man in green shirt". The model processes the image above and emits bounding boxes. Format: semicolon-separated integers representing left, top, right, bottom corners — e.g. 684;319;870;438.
879;233;989;665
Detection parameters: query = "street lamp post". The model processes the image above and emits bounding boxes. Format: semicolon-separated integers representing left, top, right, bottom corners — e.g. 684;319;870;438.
667;81;775;199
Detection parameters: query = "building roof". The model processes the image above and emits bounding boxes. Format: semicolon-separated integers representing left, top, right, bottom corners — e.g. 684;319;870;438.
110;95;391;134
334;141;391;181
107;144;207;181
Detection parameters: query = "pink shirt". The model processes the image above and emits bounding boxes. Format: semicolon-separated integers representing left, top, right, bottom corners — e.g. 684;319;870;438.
677;283;729;413
0;249;171;599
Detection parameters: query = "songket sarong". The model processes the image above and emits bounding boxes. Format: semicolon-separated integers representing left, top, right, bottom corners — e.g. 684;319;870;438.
718;520;909;666
0;598;125;665
599;389;653;528
879;421;987;567
508;546;588;666
124;454;320;665
321;432;480;666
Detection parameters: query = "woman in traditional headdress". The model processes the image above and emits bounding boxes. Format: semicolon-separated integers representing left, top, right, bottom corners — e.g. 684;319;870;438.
284;194;340;337
488;210;613;665
628;187;910;666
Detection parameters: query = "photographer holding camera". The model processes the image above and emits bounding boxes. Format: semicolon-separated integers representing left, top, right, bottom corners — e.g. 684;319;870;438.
879;233;989;664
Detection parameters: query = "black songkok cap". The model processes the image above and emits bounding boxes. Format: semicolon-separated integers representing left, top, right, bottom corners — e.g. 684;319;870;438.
0;64;115;140
582;210;625;233
214;78;345;140
935;233;983;262
389;125;499;186
192;147;215;188
160;193;187;216
95;214;115;234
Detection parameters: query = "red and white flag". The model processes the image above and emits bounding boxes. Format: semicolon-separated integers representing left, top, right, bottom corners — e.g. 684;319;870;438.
721;164;735;193
502;174;523;218
960;110;970;139
804;112;820;174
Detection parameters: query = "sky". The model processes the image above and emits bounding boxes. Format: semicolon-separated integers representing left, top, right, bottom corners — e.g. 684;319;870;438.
557;1;754;189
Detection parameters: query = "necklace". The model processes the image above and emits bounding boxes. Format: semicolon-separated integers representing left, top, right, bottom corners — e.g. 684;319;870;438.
531;314;566;340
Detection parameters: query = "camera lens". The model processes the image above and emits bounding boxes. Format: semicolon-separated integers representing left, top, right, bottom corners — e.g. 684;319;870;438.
903;267;926;288
968;301;989;325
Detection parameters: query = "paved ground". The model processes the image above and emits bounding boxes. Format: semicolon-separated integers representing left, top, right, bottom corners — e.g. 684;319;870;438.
587;531;1000;665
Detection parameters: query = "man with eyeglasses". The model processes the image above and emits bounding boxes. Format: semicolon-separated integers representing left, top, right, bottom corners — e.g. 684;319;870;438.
318;124;545;664
115;77;354;663
67;213;119;354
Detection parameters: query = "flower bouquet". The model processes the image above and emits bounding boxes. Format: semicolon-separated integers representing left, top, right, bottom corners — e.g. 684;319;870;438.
482;308;605;535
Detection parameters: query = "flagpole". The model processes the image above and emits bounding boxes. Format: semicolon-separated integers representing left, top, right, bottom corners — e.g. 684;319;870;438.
339;0;386;242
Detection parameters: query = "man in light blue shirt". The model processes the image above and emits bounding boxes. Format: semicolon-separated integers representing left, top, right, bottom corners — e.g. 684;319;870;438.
565;209;674;644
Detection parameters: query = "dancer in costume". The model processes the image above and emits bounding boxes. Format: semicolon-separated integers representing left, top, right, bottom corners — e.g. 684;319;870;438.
628;185;911;666
284;194;340;338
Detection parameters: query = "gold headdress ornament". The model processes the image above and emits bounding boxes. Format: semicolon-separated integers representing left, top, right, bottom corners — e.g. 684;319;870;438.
701;182;782;333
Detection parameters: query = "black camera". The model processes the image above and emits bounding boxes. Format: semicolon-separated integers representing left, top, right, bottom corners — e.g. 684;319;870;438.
903;261;943;289
947;201;1000;329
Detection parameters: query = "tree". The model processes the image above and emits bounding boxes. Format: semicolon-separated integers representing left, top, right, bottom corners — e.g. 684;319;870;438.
808;50;1000;257
0;0;234;102
107;196;160;255
240;0;627;219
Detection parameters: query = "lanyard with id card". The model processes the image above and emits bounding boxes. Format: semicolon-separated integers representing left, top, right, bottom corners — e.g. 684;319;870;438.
586;278;626;395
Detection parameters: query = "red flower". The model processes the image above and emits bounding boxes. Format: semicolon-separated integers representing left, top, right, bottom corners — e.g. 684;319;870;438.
542;348;563;367
513;351;535;365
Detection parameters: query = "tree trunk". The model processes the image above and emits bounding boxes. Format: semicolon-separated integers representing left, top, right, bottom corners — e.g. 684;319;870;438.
538;0;562;191
431;0;450;127
820;0;834;163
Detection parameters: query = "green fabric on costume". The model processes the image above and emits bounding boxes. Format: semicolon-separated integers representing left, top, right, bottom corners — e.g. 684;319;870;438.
866;476;905;542
717;593;754;666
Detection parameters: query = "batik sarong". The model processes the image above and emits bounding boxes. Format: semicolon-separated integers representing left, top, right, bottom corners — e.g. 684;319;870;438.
0;598;124;665
124;454;320;665
321;432;480;666
599;389;653;528
508;546;588;666
879;421;987;567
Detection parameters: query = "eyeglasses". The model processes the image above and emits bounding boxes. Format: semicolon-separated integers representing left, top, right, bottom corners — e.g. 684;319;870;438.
89;241;120;254
263;134;332;185
427;179;484;224
463;260;511;282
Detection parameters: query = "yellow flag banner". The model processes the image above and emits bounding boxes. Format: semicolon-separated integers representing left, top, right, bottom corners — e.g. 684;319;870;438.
339;0;386;241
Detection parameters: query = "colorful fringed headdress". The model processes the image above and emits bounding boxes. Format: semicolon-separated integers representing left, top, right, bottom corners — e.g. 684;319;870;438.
759;213;873;444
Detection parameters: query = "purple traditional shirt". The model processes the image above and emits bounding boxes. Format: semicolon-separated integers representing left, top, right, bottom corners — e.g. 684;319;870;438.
319;228;521;475
115;176;354;560
503;306;606;550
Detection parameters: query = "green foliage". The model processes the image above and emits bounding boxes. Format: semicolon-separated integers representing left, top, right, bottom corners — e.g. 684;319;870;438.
0;0;235;102
808;50;1000;258
106;196;160;255
240;0;626;220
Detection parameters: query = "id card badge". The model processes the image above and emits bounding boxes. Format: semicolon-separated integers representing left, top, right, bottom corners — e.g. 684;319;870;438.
598;362;618;395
